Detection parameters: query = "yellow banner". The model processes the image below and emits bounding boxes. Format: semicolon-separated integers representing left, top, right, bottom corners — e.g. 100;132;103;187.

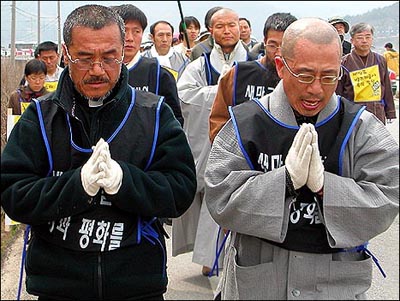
20;102;30;114
44;81;58;92
5;112;22;227
163;67;179;81
350;65;381;102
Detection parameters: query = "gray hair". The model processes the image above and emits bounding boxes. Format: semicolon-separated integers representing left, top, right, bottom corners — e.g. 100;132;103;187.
282;17;342;60
349;22;374;37
63;4;125;47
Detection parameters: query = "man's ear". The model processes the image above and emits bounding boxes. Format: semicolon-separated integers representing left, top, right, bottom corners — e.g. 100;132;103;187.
275;56;284;79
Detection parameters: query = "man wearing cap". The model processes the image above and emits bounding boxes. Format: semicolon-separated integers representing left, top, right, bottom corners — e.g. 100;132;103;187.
329;16;352;55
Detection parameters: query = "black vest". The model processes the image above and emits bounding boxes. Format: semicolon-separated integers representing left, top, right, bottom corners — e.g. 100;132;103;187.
233;60;279;106
231;97;365;253
203;51;258;86
128;56;162;94
32;88;165;252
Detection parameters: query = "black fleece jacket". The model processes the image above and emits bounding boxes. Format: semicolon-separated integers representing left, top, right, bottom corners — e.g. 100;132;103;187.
1;65;196;300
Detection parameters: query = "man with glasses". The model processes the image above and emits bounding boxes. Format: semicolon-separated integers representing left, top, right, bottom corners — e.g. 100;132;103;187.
36;41;64;92
204;18;399;299
1;4;196;300
336;22;396;125
209;12;297;143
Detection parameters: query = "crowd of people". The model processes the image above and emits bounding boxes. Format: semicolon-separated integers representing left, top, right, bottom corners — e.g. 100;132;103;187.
1;3;399;300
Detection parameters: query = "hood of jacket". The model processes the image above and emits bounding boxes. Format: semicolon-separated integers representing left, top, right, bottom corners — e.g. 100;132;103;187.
385;50;399;59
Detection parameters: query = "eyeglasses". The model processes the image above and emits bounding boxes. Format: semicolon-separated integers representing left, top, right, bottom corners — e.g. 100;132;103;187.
27;75;46;82
265;44;281;53
65;46;124;71
281;57;342;85
353;34;373;41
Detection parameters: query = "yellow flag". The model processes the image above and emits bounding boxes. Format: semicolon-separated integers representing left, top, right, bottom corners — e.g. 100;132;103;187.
350;65;381;102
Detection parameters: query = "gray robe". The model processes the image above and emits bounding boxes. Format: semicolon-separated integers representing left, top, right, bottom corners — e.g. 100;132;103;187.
172;41;249;269
204;81;399;299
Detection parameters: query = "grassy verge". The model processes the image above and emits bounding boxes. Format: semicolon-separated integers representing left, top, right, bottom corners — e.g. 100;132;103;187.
1;212;23;267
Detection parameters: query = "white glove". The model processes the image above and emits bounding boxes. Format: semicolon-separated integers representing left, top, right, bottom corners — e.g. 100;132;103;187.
306;127;324;193
96;142;123;195
81;139;108;196
217;64;232;84
285;123;313;190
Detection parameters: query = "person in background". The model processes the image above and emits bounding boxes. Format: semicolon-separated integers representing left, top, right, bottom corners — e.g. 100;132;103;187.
1;4;196;300
383;42;399;77
189;6;223;61
111;4;184;126
209;12;297;143
172;32;181;46
249;40;265;59
8;58;48;115
174;7;257;277
239;17;257;50
36;41;64;92
328;16;352;55
142;20;189;81
336;22;396;124
174;16;201;59
204;17;399;300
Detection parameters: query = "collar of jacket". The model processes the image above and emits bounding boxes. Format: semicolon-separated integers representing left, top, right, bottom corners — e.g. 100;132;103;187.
210;40;248;73
46;64;130;115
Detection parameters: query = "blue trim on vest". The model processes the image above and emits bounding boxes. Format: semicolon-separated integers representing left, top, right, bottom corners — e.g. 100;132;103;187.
202;53;212;85
315;99;340;127
66;86;136;153
255;60;267;71
338;100;366;175
144;96;164;171
252;97;299;130
34;98;53;177
229;105;255;170
108;87;136;143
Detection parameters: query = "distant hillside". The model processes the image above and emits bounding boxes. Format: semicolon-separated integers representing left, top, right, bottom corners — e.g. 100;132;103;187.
343;2;399;53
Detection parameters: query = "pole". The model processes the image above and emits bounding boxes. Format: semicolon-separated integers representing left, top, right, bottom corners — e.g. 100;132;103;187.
177;1;190;49
57;0;62;64
11;1;16;65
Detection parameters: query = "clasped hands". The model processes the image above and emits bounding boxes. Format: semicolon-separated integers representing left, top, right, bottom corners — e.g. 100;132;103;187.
81;138;123;196
285;123;324;193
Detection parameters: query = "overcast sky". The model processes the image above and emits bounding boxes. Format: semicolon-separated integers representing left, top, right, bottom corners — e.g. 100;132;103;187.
1;1;397;47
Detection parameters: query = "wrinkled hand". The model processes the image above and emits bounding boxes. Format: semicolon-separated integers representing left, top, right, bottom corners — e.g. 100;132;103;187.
217;64;232;84
306;127;324;193
81;138;108;196
285;123;313;190
96;142;123;195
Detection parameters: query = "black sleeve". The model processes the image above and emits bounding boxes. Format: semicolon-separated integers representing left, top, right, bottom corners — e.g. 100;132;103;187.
159;67;184;126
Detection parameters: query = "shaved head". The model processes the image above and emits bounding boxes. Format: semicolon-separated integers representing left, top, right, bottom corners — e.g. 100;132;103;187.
281;18;342;60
